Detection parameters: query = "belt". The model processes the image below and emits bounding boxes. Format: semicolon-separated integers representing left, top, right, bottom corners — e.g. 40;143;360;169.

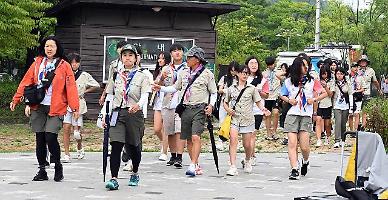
183;103;207;109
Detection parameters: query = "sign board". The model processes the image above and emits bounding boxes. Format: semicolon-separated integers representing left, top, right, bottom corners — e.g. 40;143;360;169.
103;36;195;82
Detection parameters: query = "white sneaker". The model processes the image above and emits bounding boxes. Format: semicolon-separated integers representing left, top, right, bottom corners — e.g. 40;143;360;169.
333;142;340;148
62;154;71;163
123;163;133;171
158;153;168;161
73;130;81;140
250;157;256;166
324;137;330;146
243;159;252;173
315;139;322;147
226;166;238;176
77;148;85;160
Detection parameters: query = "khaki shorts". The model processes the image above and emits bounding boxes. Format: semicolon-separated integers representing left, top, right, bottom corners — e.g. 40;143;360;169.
180;104;206;140
284;115;312;133
161;108;181;135
30;105;63;134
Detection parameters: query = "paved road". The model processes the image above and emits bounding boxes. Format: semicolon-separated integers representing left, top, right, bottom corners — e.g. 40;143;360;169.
0;152;348;200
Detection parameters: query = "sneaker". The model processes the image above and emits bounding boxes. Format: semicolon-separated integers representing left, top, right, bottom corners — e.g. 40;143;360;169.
77;148;85;160
321;132;326;139
289;169;300;180
62;154;71;163
174;158;183;169
195;164;203;175
315;139;322;147
54;163;64;182
123;163;133;171
32;167;48;181
250;157;256;166
158;153;167;161
281;138;288;145
226;166;238;176
185;164;196;177
324;137;330;146
301;160;310;176
105;179;119;190
243;159;252;173
333;142;340;148
128;174;140;186
166;157;175;166
73;130;81;140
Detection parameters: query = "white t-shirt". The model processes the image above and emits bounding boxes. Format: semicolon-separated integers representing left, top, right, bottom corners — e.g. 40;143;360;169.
281;77;323;117
247;76;269;115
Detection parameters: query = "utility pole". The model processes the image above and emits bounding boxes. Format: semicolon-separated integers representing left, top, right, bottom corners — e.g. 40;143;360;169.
314;0;321;50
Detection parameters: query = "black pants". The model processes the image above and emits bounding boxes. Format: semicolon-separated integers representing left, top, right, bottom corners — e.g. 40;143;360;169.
110;141;141;178
36;132;61;167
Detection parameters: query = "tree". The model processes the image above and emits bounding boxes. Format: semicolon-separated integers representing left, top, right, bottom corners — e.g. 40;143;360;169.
0;0;55;61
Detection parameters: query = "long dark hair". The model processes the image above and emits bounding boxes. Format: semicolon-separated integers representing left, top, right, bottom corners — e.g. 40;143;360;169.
290;57;312;87
224;61;238;87
245;56;263;86
298;53;312;71
153;51;171;80
38;36;65;59
319;64;332;81
280;63;290;77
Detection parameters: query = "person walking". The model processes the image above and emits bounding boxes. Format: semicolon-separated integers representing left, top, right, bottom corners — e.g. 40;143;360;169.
62;53;99;162
348;63;366;132
102;44;150;190
153;46;217;177
10;36;79;182
281;57;327;180
223;64;270;176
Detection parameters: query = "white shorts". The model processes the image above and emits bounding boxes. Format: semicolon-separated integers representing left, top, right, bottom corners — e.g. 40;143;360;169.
63;111;83;127
349;101;362;114
231;124;255;134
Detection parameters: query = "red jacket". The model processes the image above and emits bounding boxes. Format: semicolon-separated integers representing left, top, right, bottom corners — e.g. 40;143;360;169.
12;56;79;116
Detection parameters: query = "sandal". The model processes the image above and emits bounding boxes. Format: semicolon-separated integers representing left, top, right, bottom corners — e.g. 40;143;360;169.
265;136;273;141
272;135;279;140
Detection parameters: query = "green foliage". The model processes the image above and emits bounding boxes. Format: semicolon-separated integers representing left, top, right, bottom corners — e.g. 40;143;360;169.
364;97;388;148
0;81;27;124
0;0;55;62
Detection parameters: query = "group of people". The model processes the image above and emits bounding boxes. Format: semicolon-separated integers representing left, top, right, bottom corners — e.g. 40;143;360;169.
9;35;383;190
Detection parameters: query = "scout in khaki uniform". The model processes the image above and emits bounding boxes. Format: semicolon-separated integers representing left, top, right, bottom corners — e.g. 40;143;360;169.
223;64;270;176
154;46;217;177
348;63;366;132
159;43;187;168
102;44;150;190
315;65;335;147
357;55;382;130
262;56;283;140
62;53;100;162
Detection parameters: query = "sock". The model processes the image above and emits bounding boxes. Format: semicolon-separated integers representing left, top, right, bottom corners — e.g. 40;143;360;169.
177;154;182;159
171;152;177;158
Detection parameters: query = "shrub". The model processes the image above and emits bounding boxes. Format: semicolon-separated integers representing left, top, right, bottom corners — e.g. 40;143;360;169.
0;81;28;124
363;97;388;149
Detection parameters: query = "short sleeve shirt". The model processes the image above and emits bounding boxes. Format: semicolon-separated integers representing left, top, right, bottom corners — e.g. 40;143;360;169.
333;80;351;110
161;63;187;109
262;68;282;100
349;72;367;94
247;76;269;115
75;71;100;114
318;79;335;108
281;78;323;117
359;67;377;96
174;67;217;105
225;84;261;126
106;67;151;109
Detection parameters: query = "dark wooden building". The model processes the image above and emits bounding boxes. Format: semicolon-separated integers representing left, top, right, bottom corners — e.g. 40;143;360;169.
46;0;239;119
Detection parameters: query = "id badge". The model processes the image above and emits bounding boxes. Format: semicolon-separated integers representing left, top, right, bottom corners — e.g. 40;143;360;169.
110;111;119;127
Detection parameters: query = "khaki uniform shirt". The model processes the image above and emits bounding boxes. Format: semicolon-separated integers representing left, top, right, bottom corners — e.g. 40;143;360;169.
75;71;100;114
333;80;352;102
161;63;188;108
318;79;335;108
359;67;377;96
108;59;124;81
174;67;217;105
225;83;261;126
262;68;282;100
349;73;367;94
106;67;151;109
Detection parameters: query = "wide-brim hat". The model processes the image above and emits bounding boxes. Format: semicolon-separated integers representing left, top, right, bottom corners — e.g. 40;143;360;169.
121;44;138;55
357;55;370;64
186;46;208;65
